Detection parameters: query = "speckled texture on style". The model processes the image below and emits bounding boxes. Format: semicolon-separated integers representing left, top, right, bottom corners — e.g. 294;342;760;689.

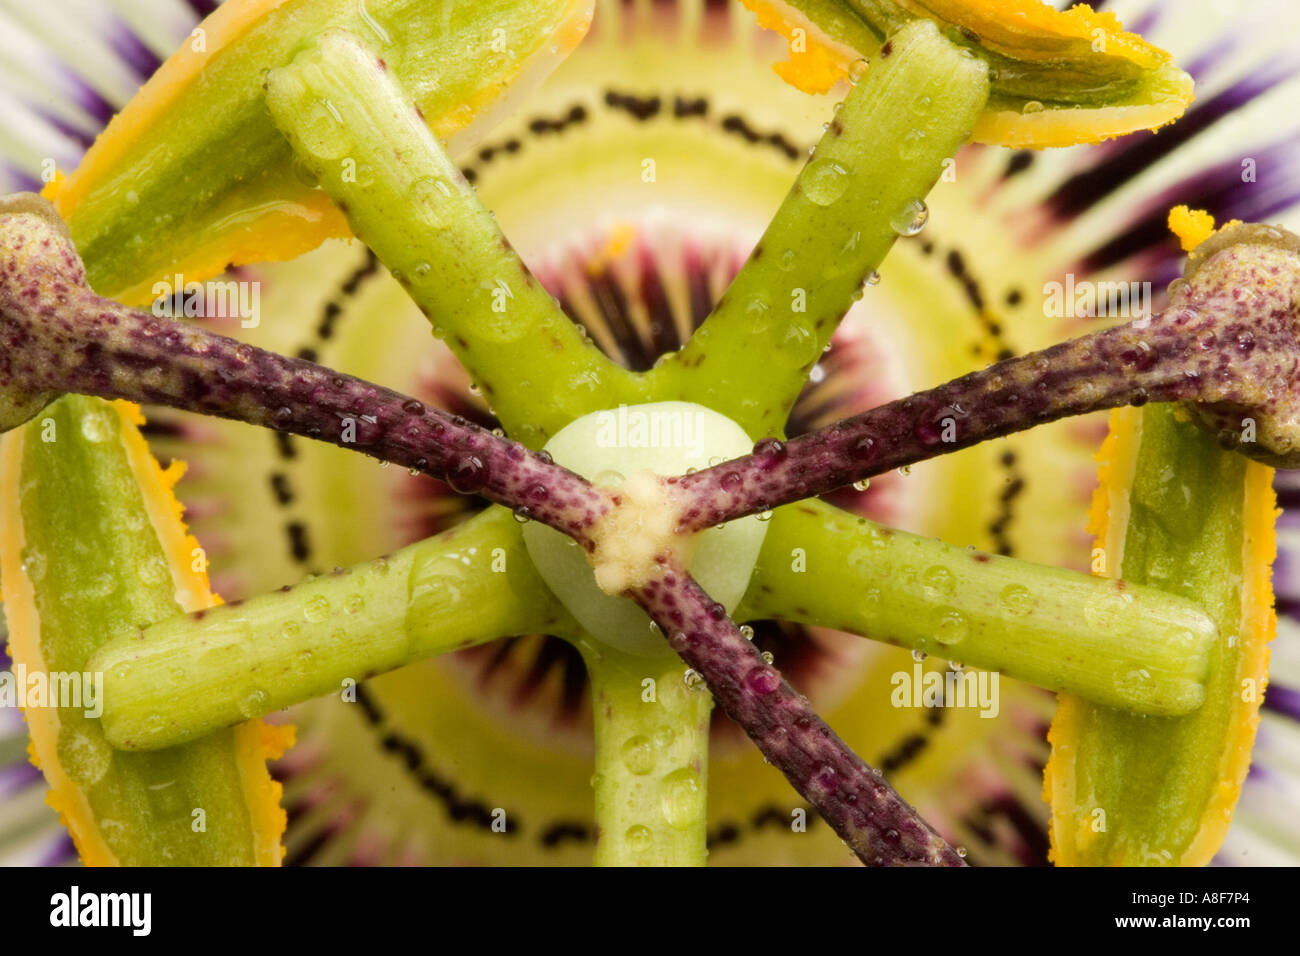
0;195;611;546
632;557;966;867
671;229;1300;533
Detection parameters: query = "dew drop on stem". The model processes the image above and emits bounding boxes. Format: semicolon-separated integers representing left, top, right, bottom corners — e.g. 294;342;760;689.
891;199;929;237
803;159;851;207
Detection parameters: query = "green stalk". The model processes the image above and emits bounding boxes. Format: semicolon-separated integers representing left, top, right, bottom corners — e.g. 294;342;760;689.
264;29;638;447
92;507;571;751
1048;405;1272;863
648;19;990;438
7;396;271;863
584;643;712;866
738;500;1217;716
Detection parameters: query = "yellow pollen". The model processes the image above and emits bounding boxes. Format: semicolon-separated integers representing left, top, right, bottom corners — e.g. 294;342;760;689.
589;469;694;595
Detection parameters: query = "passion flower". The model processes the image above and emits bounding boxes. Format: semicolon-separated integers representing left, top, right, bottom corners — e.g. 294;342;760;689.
1;0;1297;868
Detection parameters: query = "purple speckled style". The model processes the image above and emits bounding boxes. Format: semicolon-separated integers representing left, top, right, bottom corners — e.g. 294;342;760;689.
671;223;1300;534
0;198;611;548
631;556;965;867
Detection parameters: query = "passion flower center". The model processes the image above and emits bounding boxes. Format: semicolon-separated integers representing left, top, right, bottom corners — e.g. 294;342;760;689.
522;401;768;656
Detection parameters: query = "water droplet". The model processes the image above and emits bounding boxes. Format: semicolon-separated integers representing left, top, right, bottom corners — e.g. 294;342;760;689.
781;321;821;365
238;687;269;718
852;478;871;492
757;510;773;522
660;767;704;829
911;648;928;662
653;725;676;750
1126;340;1158;370
802;159;851;206
752;437;787;463
1116;668;1152;699
746;665;781;695
744;292;773;330
304;595;331;623
345;594;365;614
898;464;912;476
811;764;838;792
625;824;652;852
957;846;968;858
899;129;927;160
999;584;1033;616
935;609;968;646
296;98;350;160
760;650;775;665
849;58;869;83
447;454;488;493
739;624;755;641
1083;590;1134;632
411;174;454;209
1021;100;1044;114
862;270;881;288
683;668;703;689
891;199;929;237
922;565;955;598
512;506;532;524
621;735;656;775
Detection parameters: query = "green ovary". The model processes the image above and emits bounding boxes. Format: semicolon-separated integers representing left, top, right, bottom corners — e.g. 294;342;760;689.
523;401;768;657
